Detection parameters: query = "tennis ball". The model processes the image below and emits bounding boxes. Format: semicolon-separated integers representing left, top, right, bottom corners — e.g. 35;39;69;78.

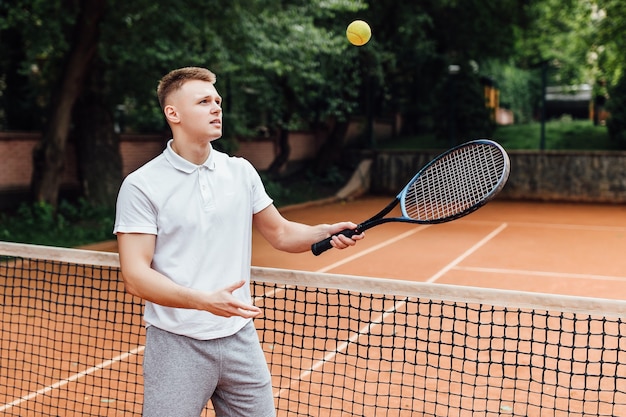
346;20;371;46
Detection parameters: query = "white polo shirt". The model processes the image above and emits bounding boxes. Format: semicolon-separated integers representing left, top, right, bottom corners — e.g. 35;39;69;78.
114;140;273;340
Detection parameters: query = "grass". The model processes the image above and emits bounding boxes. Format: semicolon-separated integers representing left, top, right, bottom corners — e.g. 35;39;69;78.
377;119;615;151
495;119;614;150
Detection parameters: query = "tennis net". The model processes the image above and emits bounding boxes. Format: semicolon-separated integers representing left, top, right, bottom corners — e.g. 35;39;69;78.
1;241;626;416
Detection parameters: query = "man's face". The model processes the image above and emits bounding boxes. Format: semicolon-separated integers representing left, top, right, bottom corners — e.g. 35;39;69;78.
167;79;223;141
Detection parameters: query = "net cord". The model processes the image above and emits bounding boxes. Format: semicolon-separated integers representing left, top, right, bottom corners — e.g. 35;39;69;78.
2;241;626;319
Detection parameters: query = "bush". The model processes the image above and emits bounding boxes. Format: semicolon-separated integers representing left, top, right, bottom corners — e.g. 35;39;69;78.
0;199;114;247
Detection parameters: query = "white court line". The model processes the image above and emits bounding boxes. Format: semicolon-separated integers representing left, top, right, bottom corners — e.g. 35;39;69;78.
316;226;430;273
273;226;430;397
259;226;430;302
465;219;626;232
0;345;145;412
426;223;508;283
274;223;510;398
274;298;408;398
455;265;626;282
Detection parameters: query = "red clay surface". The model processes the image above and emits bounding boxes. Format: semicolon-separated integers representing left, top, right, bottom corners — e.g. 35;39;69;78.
252;197;626;300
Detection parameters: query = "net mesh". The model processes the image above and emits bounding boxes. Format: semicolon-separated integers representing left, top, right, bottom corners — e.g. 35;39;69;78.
2;242;626;416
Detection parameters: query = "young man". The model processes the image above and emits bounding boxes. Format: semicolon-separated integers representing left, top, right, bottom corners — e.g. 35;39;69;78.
113;67;364;417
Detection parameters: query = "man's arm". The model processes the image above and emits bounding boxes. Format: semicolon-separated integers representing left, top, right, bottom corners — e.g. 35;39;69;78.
116;232;260;318
253;204;364;253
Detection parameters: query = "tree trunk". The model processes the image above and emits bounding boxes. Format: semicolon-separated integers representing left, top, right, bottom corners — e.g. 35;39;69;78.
312;118;350;175
31;0;106;207
267;127;290;176
73;61;123;207
267;78;296;177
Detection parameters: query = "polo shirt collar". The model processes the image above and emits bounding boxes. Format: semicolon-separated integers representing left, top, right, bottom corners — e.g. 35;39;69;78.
164;139;217;173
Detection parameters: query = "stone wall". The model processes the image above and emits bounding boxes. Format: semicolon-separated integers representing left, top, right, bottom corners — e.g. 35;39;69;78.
370;149;626;203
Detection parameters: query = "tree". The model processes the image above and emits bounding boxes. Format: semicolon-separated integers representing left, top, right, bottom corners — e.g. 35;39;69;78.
2;0;371;207
233;0;368;176
1;0;253;207
2;0;107;206
361;0;530;139
6;0;625;215
32;1;107;207
593;0;626;144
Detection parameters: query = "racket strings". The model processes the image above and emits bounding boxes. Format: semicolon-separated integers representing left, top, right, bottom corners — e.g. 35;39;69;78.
403;144;507;221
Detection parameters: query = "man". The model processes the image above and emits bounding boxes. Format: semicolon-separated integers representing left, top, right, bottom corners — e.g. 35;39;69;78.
114;67;364;417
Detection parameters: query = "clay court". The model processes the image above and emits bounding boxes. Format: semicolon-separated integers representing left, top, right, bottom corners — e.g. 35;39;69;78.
2;196;626;416
253;197;626;300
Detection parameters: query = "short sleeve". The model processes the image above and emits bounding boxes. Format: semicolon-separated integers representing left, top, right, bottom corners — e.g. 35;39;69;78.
246;160;273;214
113;176;158;235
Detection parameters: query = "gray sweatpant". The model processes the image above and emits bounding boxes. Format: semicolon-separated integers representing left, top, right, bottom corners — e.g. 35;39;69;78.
142;321;276;417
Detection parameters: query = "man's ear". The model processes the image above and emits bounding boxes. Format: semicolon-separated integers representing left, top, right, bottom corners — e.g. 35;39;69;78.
164;105;180;124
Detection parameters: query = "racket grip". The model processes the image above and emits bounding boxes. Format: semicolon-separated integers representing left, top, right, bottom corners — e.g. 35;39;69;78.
311;229;357;256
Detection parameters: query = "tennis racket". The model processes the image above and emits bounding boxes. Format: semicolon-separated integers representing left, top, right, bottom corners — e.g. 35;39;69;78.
311;139;510;256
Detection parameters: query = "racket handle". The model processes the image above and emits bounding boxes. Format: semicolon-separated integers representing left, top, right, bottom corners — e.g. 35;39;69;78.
311;229;357;256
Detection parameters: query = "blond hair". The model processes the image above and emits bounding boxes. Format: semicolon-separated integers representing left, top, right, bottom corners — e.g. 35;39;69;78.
156;67;217;109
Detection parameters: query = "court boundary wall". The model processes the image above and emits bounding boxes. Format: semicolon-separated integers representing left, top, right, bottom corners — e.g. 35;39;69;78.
369;149;626;203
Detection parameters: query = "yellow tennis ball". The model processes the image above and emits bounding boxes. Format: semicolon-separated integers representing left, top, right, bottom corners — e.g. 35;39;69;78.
346;20;371;46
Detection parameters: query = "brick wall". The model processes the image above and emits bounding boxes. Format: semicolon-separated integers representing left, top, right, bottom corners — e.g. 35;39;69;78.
225;132;328;170
0;133;38;189
0;132;79;191
235;139;276;170
0;131;329;194
0;117;397;206
118;135;168;175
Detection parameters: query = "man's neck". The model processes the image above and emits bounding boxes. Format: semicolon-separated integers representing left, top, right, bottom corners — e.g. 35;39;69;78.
171;138;212;165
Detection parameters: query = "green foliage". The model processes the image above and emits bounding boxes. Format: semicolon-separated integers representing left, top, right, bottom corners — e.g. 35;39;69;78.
593;0;626;89
481;60;541;124
514;0;591;83
306;166;346;187
235;2;367;132
0;0;78;129
260;166;347;207
426;0;525;61
0;199;114;247
260;175;317;208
